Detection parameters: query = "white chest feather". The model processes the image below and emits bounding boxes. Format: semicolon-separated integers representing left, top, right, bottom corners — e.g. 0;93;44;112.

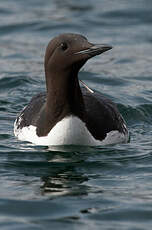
14;115;128;146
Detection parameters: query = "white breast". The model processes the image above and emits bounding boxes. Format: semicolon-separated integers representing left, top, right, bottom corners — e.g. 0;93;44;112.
14;115;128;146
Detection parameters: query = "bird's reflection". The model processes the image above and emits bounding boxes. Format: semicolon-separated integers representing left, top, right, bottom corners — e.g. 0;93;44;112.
40;146;92;197
41;173;89;197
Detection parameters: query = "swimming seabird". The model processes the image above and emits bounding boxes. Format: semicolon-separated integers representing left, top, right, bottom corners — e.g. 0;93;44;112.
14;33;129;146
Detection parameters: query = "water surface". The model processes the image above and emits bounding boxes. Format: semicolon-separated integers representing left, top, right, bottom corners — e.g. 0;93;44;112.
1;0;152;229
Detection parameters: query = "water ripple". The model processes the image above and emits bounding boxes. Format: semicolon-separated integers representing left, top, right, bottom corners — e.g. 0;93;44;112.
1;0;152;229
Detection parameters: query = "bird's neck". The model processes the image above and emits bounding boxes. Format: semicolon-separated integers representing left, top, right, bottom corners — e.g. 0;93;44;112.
46;69;85;119
36;69;85;136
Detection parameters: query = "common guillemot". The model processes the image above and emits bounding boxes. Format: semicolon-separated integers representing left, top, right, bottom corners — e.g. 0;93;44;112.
14;33;129;146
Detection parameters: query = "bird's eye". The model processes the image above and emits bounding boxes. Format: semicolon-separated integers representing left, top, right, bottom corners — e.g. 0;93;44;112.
61;42;68;51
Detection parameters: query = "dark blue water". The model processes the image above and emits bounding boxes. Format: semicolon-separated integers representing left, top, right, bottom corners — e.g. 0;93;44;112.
1;0;152;229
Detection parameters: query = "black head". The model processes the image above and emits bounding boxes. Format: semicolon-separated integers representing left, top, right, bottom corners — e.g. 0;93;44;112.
45;33;112;75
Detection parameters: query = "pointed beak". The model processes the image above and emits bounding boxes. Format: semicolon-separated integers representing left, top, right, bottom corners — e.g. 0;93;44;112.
75;44;112;57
